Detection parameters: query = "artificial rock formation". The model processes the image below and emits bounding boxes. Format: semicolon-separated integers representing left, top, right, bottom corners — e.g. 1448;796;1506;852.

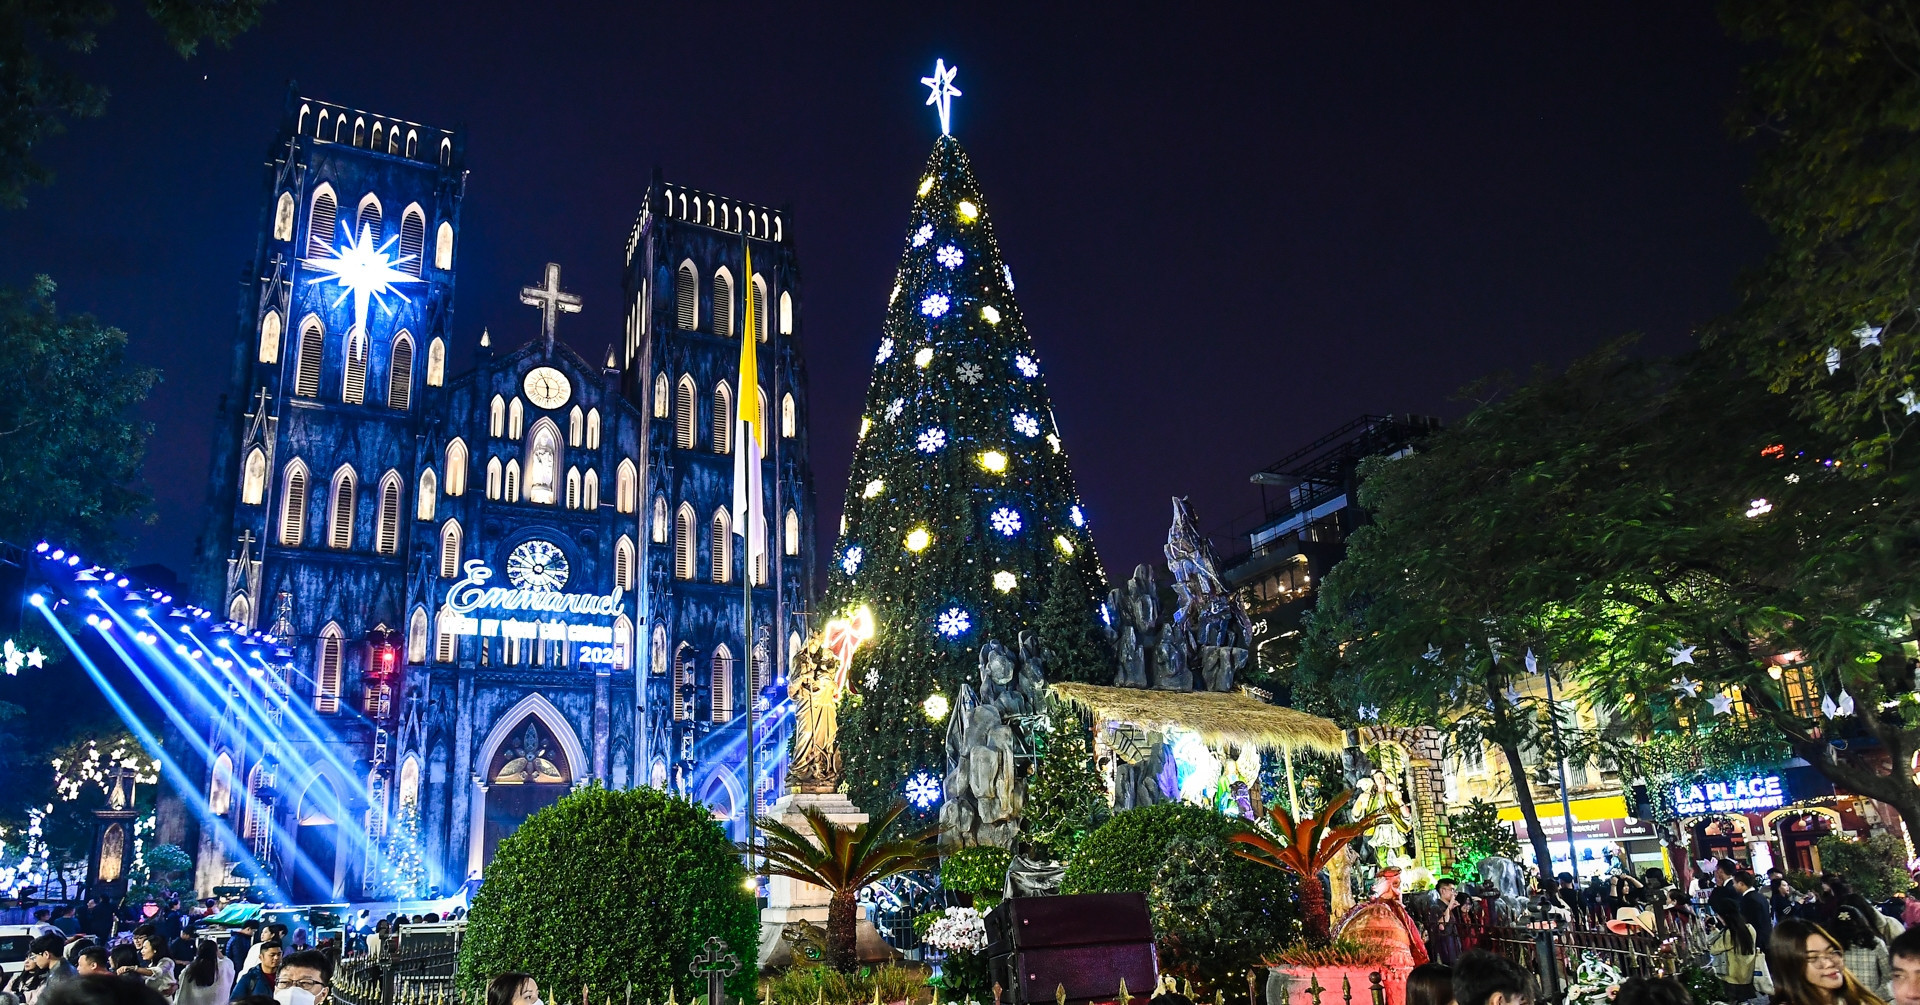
1108;498;1252;695
941;633;1048;850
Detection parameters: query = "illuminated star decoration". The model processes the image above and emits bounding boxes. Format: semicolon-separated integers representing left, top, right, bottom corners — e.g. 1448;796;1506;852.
1666;643;1696;666
1672;676;1701;699
302;222;424;339
1708;693;1736;717
921;59;962;135
1901;390;1920;415
1855;324;1884;348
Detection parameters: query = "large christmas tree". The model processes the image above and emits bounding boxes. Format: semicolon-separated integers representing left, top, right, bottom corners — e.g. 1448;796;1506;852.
831;105;1109;815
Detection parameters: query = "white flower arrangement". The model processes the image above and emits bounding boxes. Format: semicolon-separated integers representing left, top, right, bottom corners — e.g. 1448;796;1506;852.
923;906;988;954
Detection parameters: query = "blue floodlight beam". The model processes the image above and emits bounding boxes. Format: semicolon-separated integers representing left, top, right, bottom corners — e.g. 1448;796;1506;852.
41;605;286;902
103;603;231;725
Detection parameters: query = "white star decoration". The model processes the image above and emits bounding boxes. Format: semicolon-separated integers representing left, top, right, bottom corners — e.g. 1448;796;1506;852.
1666;643;1696;666
1822;691;1857;718
1524;648;1539;674
1827;347;1843;374
1672;676;1701;699
1708;693;1735;716
1901;391;1920;415
1855;324;1883;348
921;59;962;135
302;222;423;339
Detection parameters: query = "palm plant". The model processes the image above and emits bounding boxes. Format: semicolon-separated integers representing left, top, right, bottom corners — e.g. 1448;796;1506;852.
753;800;939;971
1227;789;1384;943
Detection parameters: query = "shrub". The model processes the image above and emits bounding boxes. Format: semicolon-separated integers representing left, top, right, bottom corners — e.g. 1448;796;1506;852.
1061;802;1236;895
762;965;924;1005
1817;833;1915;900
940;847;1011;910
458;786;756;1002
1151;835;1300;994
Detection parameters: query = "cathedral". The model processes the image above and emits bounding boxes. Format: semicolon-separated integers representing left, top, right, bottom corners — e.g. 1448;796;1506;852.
175;91;815;902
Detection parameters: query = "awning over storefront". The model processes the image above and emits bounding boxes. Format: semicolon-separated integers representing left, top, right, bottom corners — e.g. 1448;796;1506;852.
1499;795;1659;841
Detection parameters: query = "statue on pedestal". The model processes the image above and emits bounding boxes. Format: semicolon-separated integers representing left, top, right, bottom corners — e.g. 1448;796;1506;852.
786;638;843;793
942;634;1048;850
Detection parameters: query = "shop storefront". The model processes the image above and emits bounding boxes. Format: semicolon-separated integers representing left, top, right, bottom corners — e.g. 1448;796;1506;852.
1670;764;1879;875
1502;794;1664;877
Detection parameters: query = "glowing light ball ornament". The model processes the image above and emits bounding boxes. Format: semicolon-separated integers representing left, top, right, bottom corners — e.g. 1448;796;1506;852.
992;571;1017;593
905;527;932;552
303;222;425;337
978;450;1007;474
923;693;950;722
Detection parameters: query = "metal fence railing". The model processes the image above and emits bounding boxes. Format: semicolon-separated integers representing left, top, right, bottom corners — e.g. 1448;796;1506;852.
1471;923;1675;1000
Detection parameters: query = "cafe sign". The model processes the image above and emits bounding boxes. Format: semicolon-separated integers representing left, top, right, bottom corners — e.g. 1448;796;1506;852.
1672;773;1788;815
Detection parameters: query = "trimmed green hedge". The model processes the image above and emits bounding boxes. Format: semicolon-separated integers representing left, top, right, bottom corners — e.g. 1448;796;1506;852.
458;786;757;1002
1061;802;1238;895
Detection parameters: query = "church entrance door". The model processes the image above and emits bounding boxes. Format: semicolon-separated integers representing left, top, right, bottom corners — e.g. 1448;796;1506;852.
289;777;340;903
482;715;573;865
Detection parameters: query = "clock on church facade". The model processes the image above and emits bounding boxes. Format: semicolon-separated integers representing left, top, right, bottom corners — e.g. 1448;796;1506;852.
167;91;815;903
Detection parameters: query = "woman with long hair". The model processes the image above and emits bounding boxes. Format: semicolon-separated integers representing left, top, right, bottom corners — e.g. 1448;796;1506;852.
1693;899;1758;1001
129;931;178;997
1406;963;1451;1005
1830;906;1894;1001
1769;918;1888;1005
486;973;540;1005
171;941;232;1005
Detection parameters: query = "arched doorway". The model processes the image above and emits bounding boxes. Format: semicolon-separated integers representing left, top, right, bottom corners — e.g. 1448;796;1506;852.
290;776;340;903
480;709;578;866
1767;808;1840;873
696;770;740;840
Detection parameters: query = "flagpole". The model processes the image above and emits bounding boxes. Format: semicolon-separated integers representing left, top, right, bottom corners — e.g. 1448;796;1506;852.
741;236;758;889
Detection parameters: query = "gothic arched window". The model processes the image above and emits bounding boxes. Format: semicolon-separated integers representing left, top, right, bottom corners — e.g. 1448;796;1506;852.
711;508;732;583
376;472;401;555
486;457;502;500
399;205;427;277
653;372;669;418
426;337;445;386
388;331;414;410
617;459;636;513
615;535;634;592
673;643;694;720
417;467;437;521
565;466;581;510
525;418;560;505
342;327;368;404
710;645;733;722
712;267;735;336
675;504;696;580
435;221;454;270
489;395;505;438
568;406;583;447
229;592;251;627
356;193;383;240
209;753;235;817
712;381;733;455
241;448;267;505
444;438;468;496
750;274;768;342
583;468;599;510
329;466;358;550
295;316;324;398
676;261;698;330
440;520;461;578
587;408;601;449
504;459;521;503
408;607;428;664
259;310;281;364
315;622;343;712
652;495;668;543
779;290;793;335
308;184;338;254
785;508;799;557
782;393;795;438
435;606;457;663
280;460;309;545
508;397;524;439
675;376;697;449
273;192;295;243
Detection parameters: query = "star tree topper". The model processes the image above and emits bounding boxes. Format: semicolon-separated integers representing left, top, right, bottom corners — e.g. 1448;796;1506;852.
922;58;962;135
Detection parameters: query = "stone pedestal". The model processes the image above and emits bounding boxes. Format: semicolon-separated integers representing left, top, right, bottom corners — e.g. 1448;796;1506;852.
755;791;895;969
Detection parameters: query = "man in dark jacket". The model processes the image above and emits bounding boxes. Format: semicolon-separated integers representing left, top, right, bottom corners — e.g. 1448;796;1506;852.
223;921;257;973
231;942;281;1000
1731;870;1774;950
1707;858;1744;920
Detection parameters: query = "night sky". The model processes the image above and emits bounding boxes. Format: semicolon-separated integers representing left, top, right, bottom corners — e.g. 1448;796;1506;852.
0;2;1770;583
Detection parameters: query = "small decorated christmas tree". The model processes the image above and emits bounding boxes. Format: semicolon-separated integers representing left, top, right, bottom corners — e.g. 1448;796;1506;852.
831;67;1107;814
381;804;428;899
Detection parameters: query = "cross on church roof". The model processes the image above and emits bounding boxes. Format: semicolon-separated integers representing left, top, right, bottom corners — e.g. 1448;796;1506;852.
520;262;582;352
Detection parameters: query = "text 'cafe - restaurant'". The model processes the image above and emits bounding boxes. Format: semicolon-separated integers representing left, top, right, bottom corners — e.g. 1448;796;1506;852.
1501;765;1899;877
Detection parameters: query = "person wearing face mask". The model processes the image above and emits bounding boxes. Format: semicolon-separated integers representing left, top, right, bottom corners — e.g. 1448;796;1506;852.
1769;918;1889;1005
269;951;331;1005
485;972;541;1005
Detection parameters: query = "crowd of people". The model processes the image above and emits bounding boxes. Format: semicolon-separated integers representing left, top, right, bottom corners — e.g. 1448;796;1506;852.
1402;856;1920;1005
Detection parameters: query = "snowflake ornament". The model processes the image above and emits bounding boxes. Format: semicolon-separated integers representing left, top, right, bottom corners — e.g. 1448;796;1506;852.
921;293;950;318
863;668;880;689
936;607;972;638
1012;412;1040;437
936;245;965;269
1069;505;1085;528
917;427;947;452
885;398;905;422
990;507;1023;536
876;338;894;364
912;224;933;247
957;361;984;385
904;770;943;810
1014;354;1039;377
841;546;863;576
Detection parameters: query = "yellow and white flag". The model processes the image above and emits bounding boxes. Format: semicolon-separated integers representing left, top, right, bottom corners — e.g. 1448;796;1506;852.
732;245;765;576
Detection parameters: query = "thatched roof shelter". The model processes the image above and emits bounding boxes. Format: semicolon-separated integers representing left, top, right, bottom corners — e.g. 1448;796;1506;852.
1047;681;1347;754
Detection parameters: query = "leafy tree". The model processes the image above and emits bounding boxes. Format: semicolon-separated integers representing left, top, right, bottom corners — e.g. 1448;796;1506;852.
1444;798;1520;883
458;787;757;1003
0;0;269;209
755;800;938;972
939;845;1010;910
0;277;158;551
1227;790;1381;944
1018;698;1108;862
1814;833;1913;900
